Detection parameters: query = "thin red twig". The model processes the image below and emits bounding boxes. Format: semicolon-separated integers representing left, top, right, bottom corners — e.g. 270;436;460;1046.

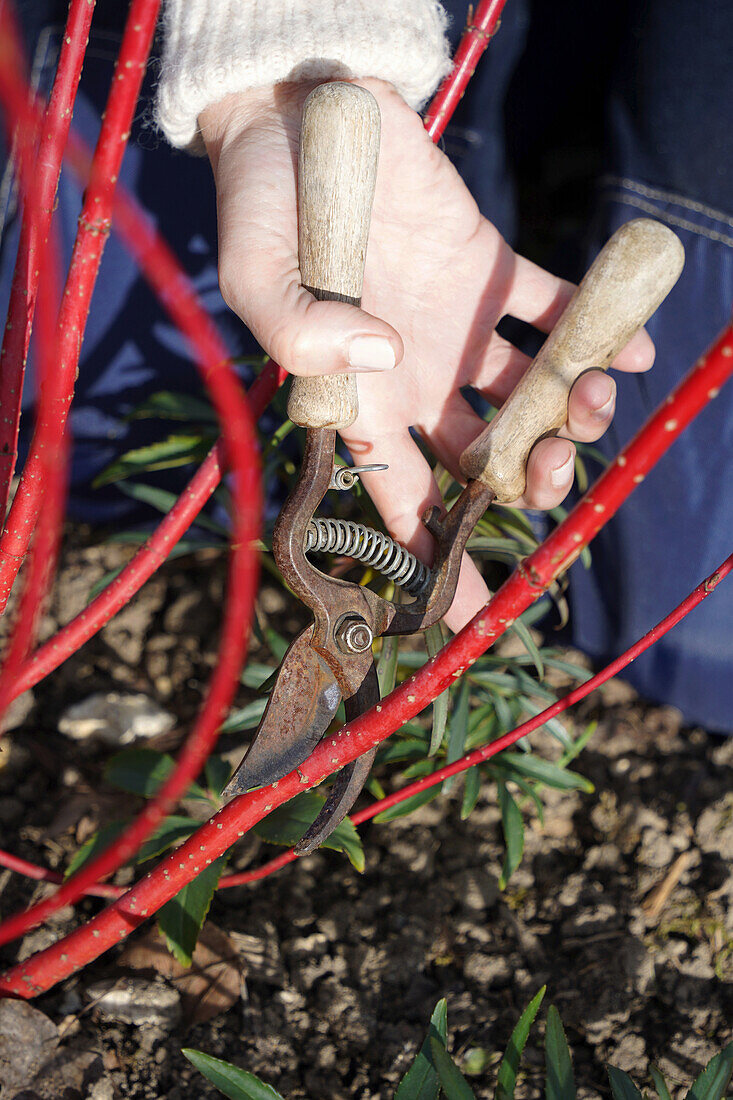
0;0;96;521
424;0;508;141
0;0;162;612
2;324;730;995
0;1;263;948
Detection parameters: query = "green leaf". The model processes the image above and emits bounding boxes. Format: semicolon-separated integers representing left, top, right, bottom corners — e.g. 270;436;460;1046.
157;856;227;967
685;1043;733;1100
88;566;125;601
65;820;127;879
396;1000;448;1100
375;739;430;766
182;1050;285;1100
496;987;546;1100
240;662;277;690
373;786;440;824
377;632;400;698
104;748;210;802
116;480;227;536
557;721;597;768
608;1066;644;1100
205;756;233;798
129;391;219;424
425;623;450;757
93;433;214;487
545;1005;576;1100
498;781;524;889
498;751;594;793
136;816;197;863
254;791;364;872
443;678;470;795
429;1038;476;1100
649;1067;673;1100
508;618;544;679
461;766;482;820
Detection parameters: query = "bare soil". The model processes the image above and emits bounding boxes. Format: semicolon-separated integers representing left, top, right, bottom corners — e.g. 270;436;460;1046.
0;529;731;1099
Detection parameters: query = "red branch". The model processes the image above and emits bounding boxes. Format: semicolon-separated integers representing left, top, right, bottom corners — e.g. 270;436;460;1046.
0;0;96;520
424;0;508;141
2;548;728;899
1;324;731;995
0;2;263;950
0;0;162;611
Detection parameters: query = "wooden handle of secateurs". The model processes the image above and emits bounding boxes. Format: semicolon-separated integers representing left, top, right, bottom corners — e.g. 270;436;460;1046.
287;83;381;430
459;219;685;501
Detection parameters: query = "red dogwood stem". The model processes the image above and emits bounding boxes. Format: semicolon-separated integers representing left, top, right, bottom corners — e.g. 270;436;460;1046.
424;0;508;141
0;0;162;611
2;325;730;995
0;0;96;521
0;2;263;948
1;547;730;900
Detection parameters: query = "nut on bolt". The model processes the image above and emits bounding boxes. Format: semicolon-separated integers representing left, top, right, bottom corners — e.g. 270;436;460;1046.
335;615;373;654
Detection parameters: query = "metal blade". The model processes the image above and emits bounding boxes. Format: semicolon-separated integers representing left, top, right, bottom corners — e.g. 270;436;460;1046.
223;627;342;798
294;662;380;855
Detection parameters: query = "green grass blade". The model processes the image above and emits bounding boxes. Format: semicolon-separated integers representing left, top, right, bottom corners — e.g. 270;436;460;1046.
608;1066;644;1100
649;1067;673;1100
443;678;469;794
496;987;546;1100
684;1042;733;1100
426;623;450;757
545;1006;576;1100
429;1038;477;1100
498;781;524;889
395;999;448;1100
182;1050;285;1100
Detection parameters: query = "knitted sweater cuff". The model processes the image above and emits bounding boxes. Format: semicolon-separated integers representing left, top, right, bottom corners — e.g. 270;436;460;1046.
156;0;452;151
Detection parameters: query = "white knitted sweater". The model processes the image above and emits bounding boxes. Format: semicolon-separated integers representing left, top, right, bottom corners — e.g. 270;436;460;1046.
156;0;451;150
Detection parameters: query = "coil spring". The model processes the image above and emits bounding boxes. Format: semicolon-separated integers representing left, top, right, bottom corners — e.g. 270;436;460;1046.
305;517;431;598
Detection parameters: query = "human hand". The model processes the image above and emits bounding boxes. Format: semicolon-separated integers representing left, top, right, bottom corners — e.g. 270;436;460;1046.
200;79;654;630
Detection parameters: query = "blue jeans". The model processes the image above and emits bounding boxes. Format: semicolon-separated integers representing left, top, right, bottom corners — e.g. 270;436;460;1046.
2;1;732;730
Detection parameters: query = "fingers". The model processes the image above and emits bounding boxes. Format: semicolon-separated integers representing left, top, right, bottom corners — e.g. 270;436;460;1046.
504;253;656;372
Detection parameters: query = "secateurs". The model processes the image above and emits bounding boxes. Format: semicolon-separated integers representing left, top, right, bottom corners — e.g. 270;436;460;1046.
223;82;684;853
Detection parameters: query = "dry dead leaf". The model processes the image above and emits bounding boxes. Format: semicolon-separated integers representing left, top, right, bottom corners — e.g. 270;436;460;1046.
119;922;245;1026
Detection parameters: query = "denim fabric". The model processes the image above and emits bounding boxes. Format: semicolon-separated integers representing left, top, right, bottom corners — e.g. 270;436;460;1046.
2;1;731;728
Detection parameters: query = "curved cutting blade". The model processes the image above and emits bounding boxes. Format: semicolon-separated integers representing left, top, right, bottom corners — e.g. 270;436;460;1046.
223;628;342;798
294;662;380;855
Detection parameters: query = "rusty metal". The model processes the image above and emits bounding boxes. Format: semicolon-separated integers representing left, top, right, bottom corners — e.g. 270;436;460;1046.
225;422;497;848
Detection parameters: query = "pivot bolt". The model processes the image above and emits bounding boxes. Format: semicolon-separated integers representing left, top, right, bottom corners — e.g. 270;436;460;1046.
335;615;373;654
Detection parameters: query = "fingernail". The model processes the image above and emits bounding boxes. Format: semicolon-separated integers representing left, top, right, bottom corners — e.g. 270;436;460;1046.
592;386;616;421
550;450;574;488
348;336;396;372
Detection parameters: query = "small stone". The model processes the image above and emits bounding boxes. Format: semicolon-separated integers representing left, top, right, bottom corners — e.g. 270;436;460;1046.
85;977;181;1028
0;1000;58;1093
58;692;175;746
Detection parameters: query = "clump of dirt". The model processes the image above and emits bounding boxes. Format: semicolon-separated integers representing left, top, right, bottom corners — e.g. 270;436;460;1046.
0;527;730;1099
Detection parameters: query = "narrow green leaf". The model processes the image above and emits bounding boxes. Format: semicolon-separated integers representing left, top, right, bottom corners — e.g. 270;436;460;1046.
425;623;450;757
117;480;227;536
508;618;544;679
182;1049;285;1100
608;1066;644;1100
240;662;277;690
65;821;127;879
93;433;213;487
429;1038;477;1100
205;756;233;798
129;391;219;424
443;678;470;794
254;791;364;872
377;632;400;697
220;701;267;736
498;751;594;794
557;721;598;768
649;1067;673;1100
104;748;209;802
375;739;431;766
157;856;227;967
685;1043;733;1100
136;816;197;863
461;766;482;820
496;987;546;1100
88;566;125;601
373;786;440;824
396;1001;448;1100
498;781;524;889
545;1005;576;1100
